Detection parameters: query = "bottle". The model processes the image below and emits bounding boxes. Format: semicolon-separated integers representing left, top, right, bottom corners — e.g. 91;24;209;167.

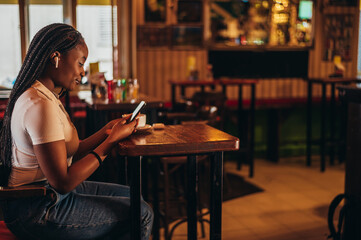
114;79;123;103
98;73;107;100
121;78;127;101
106;80;114;101
132;78;139;100
206;64;214;81
127;78;134;101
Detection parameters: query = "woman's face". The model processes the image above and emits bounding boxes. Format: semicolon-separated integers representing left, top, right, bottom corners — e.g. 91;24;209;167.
55;43;88;91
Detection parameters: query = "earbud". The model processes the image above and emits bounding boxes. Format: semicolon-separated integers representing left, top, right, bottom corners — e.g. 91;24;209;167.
55;57;59;69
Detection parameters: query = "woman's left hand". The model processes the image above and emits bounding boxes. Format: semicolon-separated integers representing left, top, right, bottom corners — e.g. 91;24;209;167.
104;114;130;132
104;114;138;135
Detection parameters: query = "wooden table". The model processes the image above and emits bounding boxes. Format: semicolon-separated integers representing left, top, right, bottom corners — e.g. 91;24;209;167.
79;91;164;136
117;124;239;240
169;79;258;177
306;77;361;171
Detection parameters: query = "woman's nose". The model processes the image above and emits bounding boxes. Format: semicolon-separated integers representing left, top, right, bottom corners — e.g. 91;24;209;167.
80;68;85;78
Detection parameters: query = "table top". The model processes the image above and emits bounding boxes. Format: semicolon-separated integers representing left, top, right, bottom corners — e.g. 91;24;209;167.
307;77;361;84
117;124;239;157
79;91;164;111
169;78;259;86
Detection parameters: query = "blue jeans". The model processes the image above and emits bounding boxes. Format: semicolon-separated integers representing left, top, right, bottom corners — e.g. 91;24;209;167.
2;181;153;240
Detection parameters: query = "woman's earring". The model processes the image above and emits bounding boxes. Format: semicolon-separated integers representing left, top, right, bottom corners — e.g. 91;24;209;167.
55;57;59;69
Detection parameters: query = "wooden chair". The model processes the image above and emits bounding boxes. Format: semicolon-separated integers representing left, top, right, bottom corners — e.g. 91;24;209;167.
0;185;47;239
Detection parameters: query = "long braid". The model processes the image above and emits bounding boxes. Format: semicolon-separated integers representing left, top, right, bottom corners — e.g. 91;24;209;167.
0;23;84;186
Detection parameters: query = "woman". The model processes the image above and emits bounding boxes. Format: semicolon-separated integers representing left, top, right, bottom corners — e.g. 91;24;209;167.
0;23;153;239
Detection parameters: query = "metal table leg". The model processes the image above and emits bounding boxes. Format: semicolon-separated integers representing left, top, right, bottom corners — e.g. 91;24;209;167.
187;155;197;240
306;80;312;166
130;156;142;240
210;152;223;240
321;83;326;172
330;83;336;165
151;158;160;240
249;84;255;177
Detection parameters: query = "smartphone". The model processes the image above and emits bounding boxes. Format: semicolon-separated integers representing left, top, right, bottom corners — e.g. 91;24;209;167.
130;101;146;122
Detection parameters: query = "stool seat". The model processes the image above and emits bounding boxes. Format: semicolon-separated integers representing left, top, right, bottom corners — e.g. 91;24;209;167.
0;185;47;239
0;221;17;240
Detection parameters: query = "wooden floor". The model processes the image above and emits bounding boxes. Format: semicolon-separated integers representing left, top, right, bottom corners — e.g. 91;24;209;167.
161;156;345;240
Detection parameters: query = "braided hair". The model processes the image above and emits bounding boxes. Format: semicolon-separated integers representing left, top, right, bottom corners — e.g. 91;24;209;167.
0;23;84;186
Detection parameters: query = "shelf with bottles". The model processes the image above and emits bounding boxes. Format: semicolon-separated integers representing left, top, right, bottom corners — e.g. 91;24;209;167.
322;14;353;62
208;0;313;49
139;0;204;49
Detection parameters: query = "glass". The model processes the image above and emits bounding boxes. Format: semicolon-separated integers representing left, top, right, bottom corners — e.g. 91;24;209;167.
0;2;21;88
29;0;63;41
77;4;113;80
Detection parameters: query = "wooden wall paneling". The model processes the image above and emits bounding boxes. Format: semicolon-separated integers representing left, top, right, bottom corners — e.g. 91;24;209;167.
266;78;271;99
286;78;292;98
154;50;162;98
271;78;278;99
262;79;269;99
295;78;300;98
242;85;249;102
300;78;307;98
169;50;178;100
137;51;146;94
257;78;268;98
145;51;152;96
308;0;359;100
267;79;272;99
291;78;297;98
226;85;236;101
136;0;144;25
163;50;172;101
282;78;289;98
257;79;264;100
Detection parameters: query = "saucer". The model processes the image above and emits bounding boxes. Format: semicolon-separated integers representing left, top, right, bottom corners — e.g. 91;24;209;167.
136;124;152;131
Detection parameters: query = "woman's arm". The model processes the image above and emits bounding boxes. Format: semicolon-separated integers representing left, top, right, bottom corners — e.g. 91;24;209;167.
34;118;138;194
73;116;129;161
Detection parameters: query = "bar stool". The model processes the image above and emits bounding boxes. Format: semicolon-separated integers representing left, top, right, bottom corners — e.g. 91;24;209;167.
160;154;209;240
0;185;47;239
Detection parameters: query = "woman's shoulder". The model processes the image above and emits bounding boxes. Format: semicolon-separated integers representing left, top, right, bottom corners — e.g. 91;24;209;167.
15;88;55;116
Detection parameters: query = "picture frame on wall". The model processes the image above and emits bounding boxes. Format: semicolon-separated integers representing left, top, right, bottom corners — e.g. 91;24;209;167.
144;0;166;22
137;26;170;48
177;1;203;23
171;25;203;48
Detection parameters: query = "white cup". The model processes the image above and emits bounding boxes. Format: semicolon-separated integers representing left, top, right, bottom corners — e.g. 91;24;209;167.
136;114;146;128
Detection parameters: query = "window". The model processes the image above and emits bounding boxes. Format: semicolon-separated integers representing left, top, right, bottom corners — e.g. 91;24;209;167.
0;1;21;88
28;0;63;42
77;1;114;80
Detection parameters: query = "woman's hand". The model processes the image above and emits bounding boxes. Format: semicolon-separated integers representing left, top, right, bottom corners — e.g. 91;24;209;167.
104;114;129;131
106;115;138;144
